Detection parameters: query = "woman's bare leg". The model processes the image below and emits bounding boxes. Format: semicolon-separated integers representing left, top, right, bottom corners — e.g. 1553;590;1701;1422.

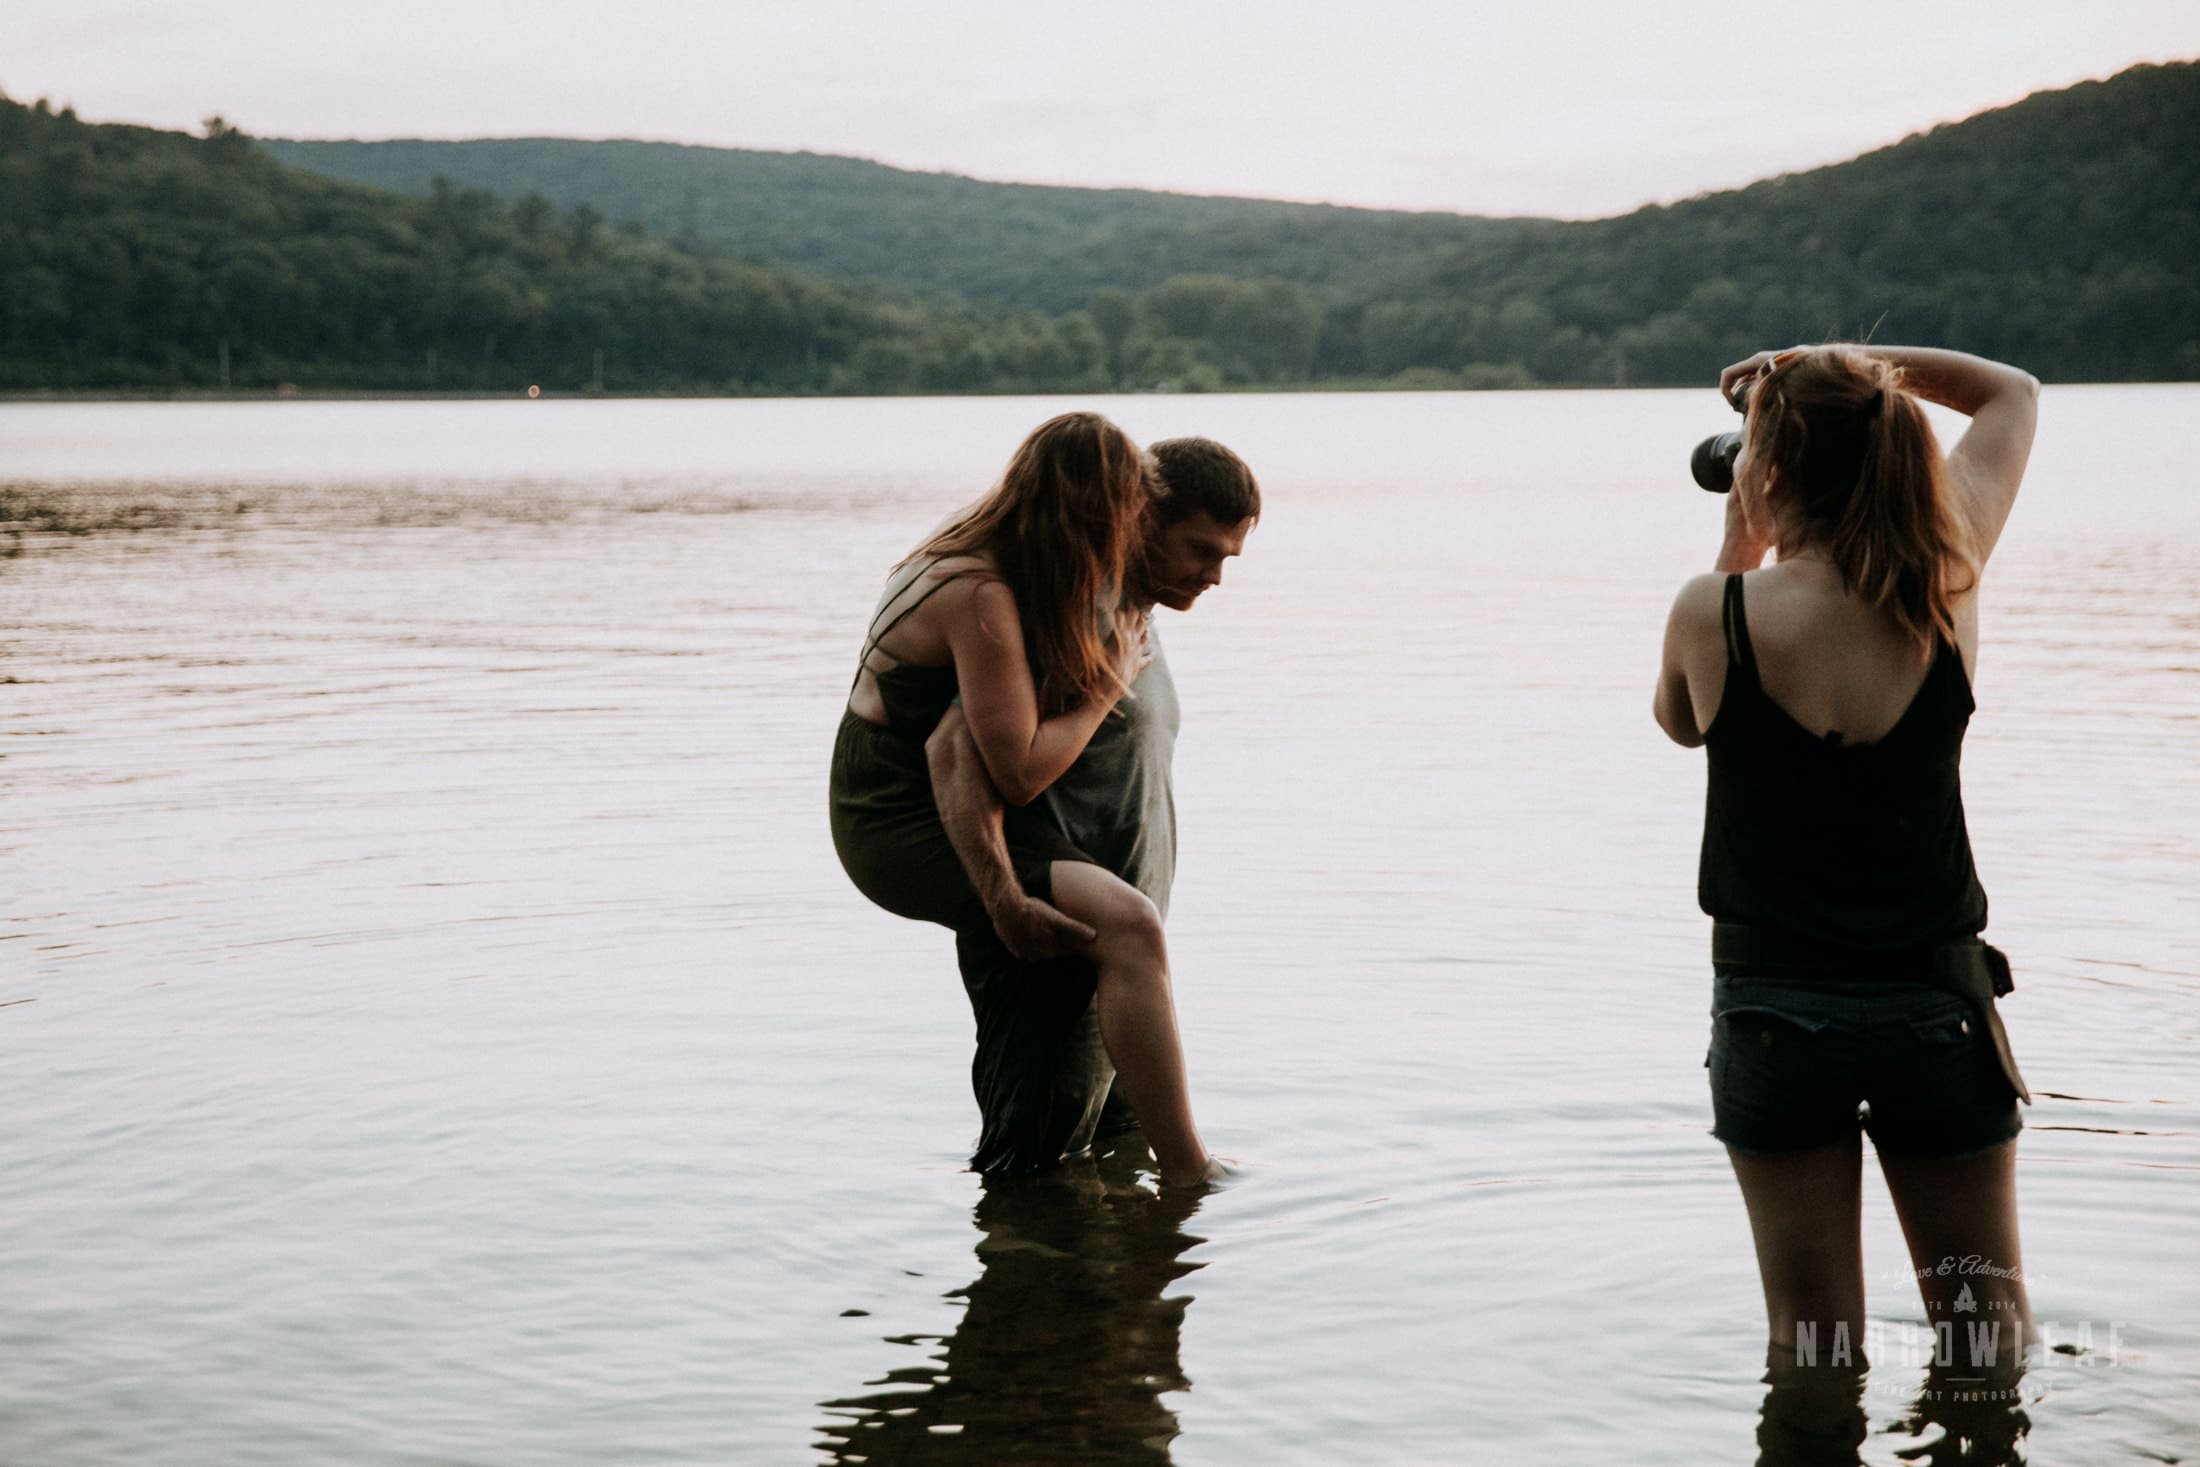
1047;861;1213;1186
1880;1138;2033;1371
1728;1135;1867;1365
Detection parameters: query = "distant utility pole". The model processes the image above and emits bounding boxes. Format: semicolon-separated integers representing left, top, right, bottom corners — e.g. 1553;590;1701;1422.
218;336;230;391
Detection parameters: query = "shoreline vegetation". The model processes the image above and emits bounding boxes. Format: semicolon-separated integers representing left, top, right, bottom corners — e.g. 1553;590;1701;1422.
0;372;1553;403
2;61;2193;397
2;374;2187;408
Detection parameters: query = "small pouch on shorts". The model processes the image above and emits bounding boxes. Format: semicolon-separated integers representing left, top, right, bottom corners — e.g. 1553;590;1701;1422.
1931;941;2030;1104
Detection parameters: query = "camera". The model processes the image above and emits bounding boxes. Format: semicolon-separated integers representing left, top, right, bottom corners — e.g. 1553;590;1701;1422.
1689;376;1754;494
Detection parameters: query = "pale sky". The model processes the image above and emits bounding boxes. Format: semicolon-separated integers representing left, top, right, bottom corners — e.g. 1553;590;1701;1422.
4;1;2195;218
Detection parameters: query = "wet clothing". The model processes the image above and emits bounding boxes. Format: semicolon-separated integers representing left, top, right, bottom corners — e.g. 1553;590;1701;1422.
963;640;1178;1176
1022;637;1179;914
832;711;1083;929
1697;574;2021;1155
828;561;1089;928
1700;573;1988;956
828;558;1180;1175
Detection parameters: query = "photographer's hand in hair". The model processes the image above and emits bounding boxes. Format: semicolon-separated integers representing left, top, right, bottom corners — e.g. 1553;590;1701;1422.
1719;346;1810;407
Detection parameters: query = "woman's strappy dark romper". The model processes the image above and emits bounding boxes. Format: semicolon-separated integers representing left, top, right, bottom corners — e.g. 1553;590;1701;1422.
829;562;1088;932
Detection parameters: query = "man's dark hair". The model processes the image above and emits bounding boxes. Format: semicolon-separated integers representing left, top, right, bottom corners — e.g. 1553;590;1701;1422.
1148;437;1260;526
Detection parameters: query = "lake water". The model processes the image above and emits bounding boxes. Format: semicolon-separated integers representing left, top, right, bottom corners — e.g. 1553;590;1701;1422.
3;389;2194;1465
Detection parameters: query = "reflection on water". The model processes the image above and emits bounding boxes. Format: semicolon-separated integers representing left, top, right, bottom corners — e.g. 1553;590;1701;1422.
1756;1363;1873;1467
1754;1358;2031;1467
0;474;817;540
816;1138;1204;1465
2;391;2194;1465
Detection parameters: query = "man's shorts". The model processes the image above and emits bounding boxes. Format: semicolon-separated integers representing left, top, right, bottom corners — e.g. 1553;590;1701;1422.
1707;975;2023;1159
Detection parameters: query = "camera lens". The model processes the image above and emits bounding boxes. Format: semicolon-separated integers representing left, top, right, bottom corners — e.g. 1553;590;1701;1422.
1691;431;1741;494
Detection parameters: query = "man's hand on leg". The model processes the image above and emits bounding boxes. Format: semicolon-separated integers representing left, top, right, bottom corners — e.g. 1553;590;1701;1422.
991;894;1096;961
928;706;1096;960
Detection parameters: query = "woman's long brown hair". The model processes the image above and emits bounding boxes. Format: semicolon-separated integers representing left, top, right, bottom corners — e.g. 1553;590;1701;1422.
1747;347;1975;658
909;412;1150;714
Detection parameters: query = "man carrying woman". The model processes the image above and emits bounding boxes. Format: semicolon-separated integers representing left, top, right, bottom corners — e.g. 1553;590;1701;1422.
830;413;1254;1188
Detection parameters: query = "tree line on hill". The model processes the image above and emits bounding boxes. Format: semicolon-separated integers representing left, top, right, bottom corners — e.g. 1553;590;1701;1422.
0;98;1358;394
1347;61;2200;386
3;61;2194;395
258;135;1530;314
1;101;867;393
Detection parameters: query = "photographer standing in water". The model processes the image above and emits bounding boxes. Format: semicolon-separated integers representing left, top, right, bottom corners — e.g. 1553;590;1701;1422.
1654;344;2041;1372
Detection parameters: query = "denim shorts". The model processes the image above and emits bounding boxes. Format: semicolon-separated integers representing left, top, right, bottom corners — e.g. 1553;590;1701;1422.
1707;975;2023;1158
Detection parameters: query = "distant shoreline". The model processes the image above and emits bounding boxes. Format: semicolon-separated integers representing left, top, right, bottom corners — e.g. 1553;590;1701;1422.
0;381;1550;404
0;379;2183;405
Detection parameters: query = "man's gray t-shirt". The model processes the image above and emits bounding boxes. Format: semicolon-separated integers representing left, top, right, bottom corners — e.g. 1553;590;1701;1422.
1038;632;1179;913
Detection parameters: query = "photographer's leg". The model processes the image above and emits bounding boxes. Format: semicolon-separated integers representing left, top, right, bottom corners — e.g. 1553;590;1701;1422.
1730;1137;1867;1366
1881;1139;2033;1366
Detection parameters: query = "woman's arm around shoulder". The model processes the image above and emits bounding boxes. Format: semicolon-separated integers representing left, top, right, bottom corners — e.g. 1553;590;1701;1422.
942;577;1137;806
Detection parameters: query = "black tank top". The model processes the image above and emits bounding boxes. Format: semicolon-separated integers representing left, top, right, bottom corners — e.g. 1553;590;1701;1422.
1699;574;1988;957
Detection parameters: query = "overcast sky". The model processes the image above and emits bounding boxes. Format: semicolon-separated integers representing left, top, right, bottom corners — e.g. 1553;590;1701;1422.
5;1;2195;218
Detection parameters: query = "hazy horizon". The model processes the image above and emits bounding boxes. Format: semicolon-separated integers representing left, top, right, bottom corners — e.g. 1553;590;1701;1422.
5;1;2195;218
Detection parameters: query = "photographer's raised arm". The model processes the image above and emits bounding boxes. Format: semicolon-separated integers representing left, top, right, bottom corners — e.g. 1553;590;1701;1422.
1860;346;2040;566
925;706;1096;961
1732;345;2037;567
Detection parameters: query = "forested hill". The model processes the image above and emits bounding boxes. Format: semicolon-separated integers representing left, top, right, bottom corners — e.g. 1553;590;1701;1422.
256;136;1535;313
0;100;921;392
3;90;1382;394
255;61;2199;387
1349;61;2200;385
3;62;2194;394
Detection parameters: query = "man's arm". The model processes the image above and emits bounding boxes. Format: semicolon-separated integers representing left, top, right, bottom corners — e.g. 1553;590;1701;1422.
926;706;1096;960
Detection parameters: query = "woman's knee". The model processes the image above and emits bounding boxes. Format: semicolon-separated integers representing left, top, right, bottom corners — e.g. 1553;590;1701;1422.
1054;865;1166;966
1103;891;1166;966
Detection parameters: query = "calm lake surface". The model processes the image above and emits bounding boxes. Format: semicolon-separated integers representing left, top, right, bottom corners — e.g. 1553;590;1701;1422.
3;389;2195;1465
